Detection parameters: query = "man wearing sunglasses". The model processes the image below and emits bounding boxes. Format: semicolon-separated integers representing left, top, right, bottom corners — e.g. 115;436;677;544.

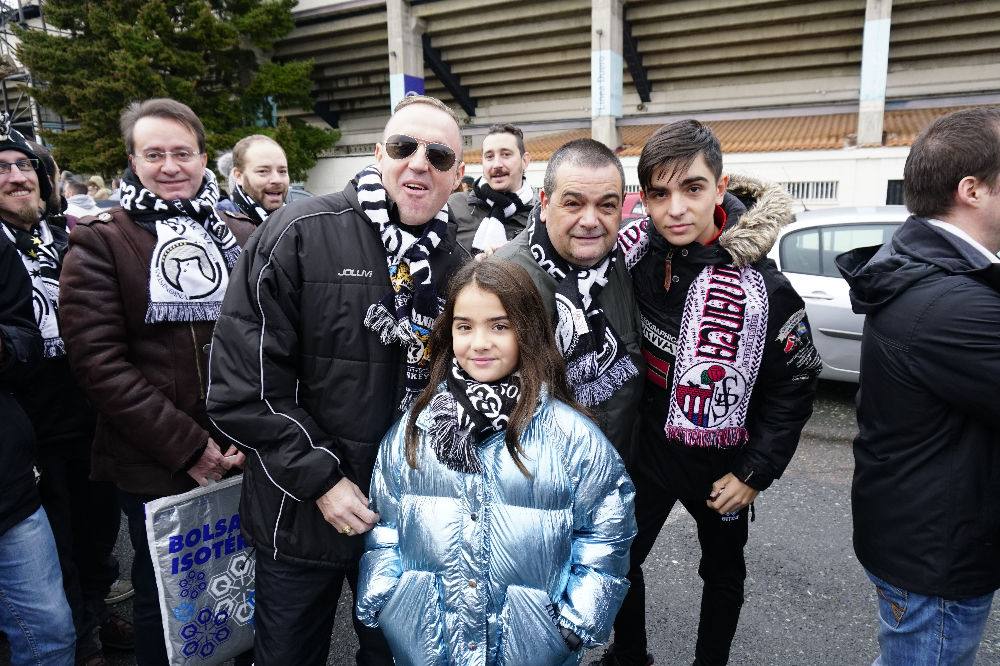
208;94;465;665
449;123;536;258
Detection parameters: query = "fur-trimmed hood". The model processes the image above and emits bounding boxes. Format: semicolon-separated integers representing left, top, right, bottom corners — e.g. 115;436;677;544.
719;173;794;267
618;173;793;271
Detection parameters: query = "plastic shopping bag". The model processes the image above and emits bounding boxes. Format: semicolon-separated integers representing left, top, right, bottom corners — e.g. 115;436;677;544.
145;476;254;664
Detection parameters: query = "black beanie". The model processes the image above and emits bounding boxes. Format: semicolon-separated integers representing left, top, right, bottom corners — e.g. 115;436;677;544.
0;113;52;206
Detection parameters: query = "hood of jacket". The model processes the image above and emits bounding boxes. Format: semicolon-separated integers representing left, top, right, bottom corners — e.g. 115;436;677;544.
836;216;1000;315
718;173;794;267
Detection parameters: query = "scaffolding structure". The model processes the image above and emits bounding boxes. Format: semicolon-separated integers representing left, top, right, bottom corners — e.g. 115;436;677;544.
0;0;67;141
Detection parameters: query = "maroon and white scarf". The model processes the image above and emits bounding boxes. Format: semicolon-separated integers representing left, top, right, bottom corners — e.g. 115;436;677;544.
620;219;769;448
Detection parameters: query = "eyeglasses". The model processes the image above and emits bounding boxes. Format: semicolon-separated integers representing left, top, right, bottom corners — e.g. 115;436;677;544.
0;158;39;175
383;134;457;172
133;150;202;164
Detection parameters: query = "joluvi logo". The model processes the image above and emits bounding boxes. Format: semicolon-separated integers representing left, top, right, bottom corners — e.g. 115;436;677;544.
338;268;373;278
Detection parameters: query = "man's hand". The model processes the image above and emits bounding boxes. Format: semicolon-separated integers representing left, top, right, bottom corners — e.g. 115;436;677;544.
706;473;759;515
316;477;380;537
222;444;246;470
186;438;237;486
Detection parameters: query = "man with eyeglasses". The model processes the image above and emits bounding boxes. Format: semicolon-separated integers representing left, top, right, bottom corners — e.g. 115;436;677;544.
207;94;465;665
59;98;257;665
0;122;137;666
0;113;77;666
449;123;536;258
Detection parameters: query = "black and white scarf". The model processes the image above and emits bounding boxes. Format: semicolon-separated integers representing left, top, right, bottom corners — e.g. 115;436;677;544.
428;358;521;474
353;165;450;411
470;177;533;252
119;168;241;324
230;182;272;226
620;219;770;448
527;209;639;406
1;220;64;357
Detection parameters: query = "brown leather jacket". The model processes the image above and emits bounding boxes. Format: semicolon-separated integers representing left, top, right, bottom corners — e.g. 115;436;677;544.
59;208;255;496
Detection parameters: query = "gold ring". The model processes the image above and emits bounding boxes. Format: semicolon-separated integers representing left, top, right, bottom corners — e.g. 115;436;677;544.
342;525;354;536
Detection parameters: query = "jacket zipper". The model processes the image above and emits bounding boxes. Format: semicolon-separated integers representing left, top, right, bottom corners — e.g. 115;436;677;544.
663;248;675;292
190;324;205;400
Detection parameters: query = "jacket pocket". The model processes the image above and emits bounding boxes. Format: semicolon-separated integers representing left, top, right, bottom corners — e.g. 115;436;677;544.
378;570;447;666
497;585;572;666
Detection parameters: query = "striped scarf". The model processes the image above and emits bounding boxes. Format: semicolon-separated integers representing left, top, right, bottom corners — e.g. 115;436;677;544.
120;168;240;324
353;165;450;411
470;177;533;252
1;220;64;357
526;208;639;406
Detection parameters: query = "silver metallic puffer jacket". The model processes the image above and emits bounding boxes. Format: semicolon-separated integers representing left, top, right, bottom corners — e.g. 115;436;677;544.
357;392;636;665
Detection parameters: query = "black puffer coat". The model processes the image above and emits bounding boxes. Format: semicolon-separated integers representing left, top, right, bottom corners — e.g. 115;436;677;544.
208;183;463;568
838;216;1000;598
629;175;820;491
0;237;42;536
5;220;96;450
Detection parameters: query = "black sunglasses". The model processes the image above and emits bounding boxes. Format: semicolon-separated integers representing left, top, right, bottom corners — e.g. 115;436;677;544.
383;134;457;172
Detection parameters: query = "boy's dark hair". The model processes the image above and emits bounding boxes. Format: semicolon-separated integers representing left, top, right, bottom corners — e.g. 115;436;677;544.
120;98;206;155
543;138;624;197
638;120;723;191
405;260;587;476
66;179;89;196
485;123;525;155
904;106;1000;219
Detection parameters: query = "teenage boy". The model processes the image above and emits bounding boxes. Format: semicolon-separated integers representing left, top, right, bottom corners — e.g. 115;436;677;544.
599;120;821;666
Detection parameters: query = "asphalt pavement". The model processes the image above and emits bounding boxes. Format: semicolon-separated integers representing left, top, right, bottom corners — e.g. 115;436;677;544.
26;380;1000;665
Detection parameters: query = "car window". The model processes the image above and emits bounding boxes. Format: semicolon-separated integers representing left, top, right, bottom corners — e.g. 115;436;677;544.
820;225;897;277
631;200;645;216
780;223;898;277
780;229;821;275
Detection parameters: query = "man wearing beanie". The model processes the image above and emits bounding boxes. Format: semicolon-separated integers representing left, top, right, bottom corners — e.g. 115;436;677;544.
59;99;256;665
0;113;77;666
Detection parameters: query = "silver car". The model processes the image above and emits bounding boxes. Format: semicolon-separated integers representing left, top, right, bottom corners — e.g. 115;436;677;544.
766;206;910;382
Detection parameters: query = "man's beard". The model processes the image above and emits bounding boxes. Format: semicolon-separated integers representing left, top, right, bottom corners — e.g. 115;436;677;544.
244;181;286;212
0;198;42;229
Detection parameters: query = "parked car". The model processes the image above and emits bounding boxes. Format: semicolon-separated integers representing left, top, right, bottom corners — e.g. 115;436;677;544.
623;191;645;222
767;206;910;382
287;185;314;203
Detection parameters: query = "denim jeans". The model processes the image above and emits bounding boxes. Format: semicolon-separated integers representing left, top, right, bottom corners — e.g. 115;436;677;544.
0;506;76;666
866;569;994;666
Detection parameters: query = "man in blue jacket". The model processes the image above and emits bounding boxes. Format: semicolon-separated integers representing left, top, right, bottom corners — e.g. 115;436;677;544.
838;105;1000;666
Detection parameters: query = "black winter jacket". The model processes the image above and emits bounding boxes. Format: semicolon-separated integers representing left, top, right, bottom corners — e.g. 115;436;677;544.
0;237;42;536
3;220;96;450
628;176;820;491
208;183;463;568
837;216;1000;598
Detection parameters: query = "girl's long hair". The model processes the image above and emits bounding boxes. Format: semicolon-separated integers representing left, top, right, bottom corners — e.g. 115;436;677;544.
405;259;586;475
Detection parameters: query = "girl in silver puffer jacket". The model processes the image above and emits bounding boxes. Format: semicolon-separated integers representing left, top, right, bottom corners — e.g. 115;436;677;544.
357;260;636;665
